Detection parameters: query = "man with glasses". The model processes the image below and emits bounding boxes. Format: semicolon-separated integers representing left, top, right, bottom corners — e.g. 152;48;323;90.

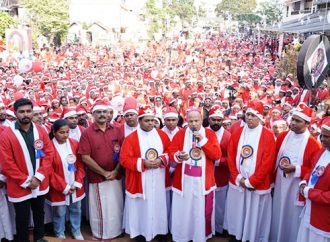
62;107;85;142
78;101;124;241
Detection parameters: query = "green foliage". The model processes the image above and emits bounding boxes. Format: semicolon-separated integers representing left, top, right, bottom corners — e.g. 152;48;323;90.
237;13;261;26
22;0;69;44
145;0;196;38
215;0;257;18
257;2;282;25
0;12;17;38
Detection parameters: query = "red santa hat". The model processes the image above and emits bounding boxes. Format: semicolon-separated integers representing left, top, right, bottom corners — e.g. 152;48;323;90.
321;121;330;131
33;106;43;113
163;106;178;119
272;106;282;114
6;107;15;118
223;116;231;124
292;102;313;122
246;100;264;120
92;101;109;113
138;104;155;118
123;97;138;115
272;117;287;127
48;112;61;123
76;105;88;115
62;107;77;119
209;105;224;118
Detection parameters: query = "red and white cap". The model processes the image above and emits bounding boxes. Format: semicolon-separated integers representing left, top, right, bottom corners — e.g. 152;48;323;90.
6;107;15;118
272;106;282;114
123;97;138;115
246;100;264;120
272;117;287;127
163;106;178;119
292;102;313;122
223;117;231;124
33;106;43;113
209;105;223;118
76;105;88;115
138;104;155;118
321;121;330;131
62;107;77;119
92;101;109;113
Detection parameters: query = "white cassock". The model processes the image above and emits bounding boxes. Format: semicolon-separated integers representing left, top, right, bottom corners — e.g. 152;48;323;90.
162;126;179;142
69;126;82;142
0;174;14;240
124;123;138;138
297;151;330;242
161;126;180;231
224;125;272;242
270;131;309;242
213;127;227;234
123;127;168;241
171;127;215;242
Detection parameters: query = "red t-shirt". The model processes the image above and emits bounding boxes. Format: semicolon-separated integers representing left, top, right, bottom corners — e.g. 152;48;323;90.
78;123;123;183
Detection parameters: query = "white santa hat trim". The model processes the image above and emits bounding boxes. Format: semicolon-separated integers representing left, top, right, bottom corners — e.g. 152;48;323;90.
321;124;330;131
6;110;15;118
77;110;86;115
272;120;287;127
246;108;263;121
163;112;178;119
92;105;109;113
33;106;43;113
64;110;77;119
209;113;224;118
292;110;311;122
124;109;138;116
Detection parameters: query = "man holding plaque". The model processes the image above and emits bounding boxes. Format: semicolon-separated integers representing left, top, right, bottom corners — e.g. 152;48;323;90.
224;100;276;242
270;102;321;242
120;104;171;242
168;108;221;242
297;121;330;242
0;98;54;242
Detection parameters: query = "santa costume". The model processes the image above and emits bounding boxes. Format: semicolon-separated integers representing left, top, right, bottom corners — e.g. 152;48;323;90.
224;101;276;242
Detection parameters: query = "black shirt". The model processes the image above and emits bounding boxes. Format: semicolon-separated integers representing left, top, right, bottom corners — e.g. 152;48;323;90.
15;122;36;171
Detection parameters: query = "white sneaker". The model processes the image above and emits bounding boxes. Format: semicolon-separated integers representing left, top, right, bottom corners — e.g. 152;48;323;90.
73;233;84;240
56;234;66;239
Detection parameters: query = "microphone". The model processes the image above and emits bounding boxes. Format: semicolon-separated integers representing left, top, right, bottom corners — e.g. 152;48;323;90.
192;127;197;148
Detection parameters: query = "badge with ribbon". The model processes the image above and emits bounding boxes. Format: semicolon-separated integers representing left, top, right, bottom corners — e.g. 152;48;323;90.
310;165;325;186
145;148;158;161
34;139;45;159
112;143;120;161
240;145;253;166
278;156;291;178
66;154;77;172
189;147;202;166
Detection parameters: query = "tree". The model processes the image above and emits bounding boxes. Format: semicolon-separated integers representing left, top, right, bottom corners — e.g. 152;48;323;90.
22;0;69;45
0;12;17;38
145;0;197;38
170;0;196;25
257;2;282;25
215;0;257;18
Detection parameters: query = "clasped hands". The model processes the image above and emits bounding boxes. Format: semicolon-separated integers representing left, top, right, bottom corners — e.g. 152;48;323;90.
144;158;163;170
239;177;255;191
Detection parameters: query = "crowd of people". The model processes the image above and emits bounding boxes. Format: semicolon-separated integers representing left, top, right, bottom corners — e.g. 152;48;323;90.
0;32;329;242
